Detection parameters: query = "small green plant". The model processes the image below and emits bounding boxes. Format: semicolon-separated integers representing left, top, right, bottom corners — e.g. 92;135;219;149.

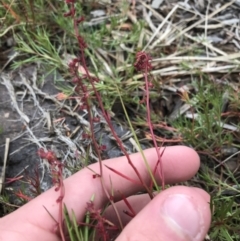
172;77;233;155
0;194;17;217
12;27;64;70
210;196;240;241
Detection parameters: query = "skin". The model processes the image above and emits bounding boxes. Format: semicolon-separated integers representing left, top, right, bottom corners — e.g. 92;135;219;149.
0;146;211;241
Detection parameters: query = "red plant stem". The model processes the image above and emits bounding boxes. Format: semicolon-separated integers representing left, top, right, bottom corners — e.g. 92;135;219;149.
68;2;153;199
104;165;142;186
70;2;103;178
67;2;126;230
64;6;159;239
58;176;65;241
144;70;165;189
120;192;136;217
37;149;65;240
5;176;23;184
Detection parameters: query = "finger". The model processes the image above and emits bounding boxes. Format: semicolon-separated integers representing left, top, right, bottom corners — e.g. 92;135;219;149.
100;189;211;239
62;146;199;219
103;189;211;227
116;186;211;241
98;193;152;240
66;145;200;213
3;146;200;235
103;193;151;226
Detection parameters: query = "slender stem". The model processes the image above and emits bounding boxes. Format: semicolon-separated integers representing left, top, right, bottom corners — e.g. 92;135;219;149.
144;69;165;189
71;4;153;198
70;2;125;230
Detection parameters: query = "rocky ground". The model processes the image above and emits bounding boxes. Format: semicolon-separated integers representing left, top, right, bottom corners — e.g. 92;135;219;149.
0;64;141;214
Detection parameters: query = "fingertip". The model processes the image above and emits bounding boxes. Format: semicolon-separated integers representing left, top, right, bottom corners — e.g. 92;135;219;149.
162;146;200;183
116;186;211;241
169;145;200;167
191;187;211;203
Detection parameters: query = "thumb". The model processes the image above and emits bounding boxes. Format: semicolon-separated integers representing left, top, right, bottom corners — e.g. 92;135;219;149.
116;186;211;241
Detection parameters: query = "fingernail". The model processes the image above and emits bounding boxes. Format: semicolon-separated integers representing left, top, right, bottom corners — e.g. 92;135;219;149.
161;194;204;240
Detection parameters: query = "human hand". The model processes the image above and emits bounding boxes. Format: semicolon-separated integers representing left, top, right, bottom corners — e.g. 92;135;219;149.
0;146;211;241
